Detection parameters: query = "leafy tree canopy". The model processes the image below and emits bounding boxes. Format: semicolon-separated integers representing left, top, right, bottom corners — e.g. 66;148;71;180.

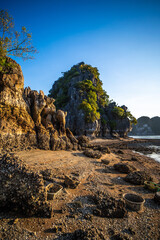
0;9;37;60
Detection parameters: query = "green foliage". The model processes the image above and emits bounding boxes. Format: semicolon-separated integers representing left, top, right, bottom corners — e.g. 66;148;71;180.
112;106;125;118
79;99;100;123
77;80;100;123
112;106;137;125
125;111;137;125
78;64;109;107
0;9;37;60
76;79;95;92
0;56;16;73
75;63;110;123
49;66;80;109
101;117;107;125
98;108;105;114
79;64;100;79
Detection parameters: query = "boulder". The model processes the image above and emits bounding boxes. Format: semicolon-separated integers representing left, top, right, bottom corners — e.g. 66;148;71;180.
83;149;102;159
114;163;135;173
101;159;110;165
124;171;152;185
94;195;127;218
77;135;90;145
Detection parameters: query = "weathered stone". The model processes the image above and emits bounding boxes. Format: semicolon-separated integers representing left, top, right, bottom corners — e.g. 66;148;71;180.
101;159;110;165
114;163;135;173
0;153;53;217
0;57;77;151
77;135;90;145
124;171;152;185
83;149;102;159
68;228;105;240
94;194;127;218
66;128;78;145
93;145;111;154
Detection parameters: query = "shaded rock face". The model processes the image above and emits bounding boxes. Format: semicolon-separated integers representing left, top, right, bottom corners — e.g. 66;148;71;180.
49;62;132;138
0;58;77;151
102;103;131;138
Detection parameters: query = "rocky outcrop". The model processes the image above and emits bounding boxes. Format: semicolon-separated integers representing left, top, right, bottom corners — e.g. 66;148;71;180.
0;153;53;217
49;62;134;138
0;58;37;150
0;57;78;151
130;116;160;136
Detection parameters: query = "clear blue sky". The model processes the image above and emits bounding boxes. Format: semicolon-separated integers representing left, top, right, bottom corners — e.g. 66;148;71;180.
1;0;160;118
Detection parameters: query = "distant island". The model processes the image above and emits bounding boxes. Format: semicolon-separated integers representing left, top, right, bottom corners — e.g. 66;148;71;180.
129;116;160;135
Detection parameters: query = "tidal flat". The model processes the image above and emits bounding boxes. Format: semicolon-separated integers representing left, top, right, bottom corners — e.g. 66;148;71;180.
0;138;160;240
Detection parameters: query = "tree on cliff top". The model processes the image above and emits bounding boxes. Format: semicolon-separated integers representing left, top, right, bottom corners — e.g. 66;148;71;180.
0;9;37;60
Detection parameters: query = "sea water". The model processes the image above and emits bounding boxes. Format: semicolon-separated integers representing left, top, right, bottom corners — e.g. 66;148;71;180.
129;135;160;163
129;135;160;140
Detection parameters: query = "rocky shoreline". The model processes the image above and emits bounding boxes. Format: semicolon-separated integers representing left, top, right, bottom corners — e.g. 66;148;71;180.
0;138;160;240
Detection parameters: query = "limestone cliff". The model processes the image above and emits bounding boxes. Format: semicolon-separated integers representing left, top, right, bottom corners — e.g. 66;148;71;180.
49;62;136;137
130;116;160;136
0;57;78;151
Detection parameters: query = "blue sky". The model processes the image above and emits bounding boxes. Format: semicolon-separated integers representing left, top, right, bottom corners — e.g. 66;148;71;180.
1;0;160;118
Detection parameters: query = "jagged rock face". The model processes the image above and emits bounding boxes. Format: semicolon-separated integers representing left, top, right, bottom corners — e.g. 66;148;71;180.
49;62;132;138
0;58;37;150
0;57;77;151
0;58;35;135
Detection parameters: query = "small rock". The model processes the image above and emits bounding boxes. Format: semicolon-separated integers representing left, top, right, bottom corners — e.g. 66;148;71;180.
83;149;102;159
117;150;124;154
101;159;110;165
131;156;138;161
